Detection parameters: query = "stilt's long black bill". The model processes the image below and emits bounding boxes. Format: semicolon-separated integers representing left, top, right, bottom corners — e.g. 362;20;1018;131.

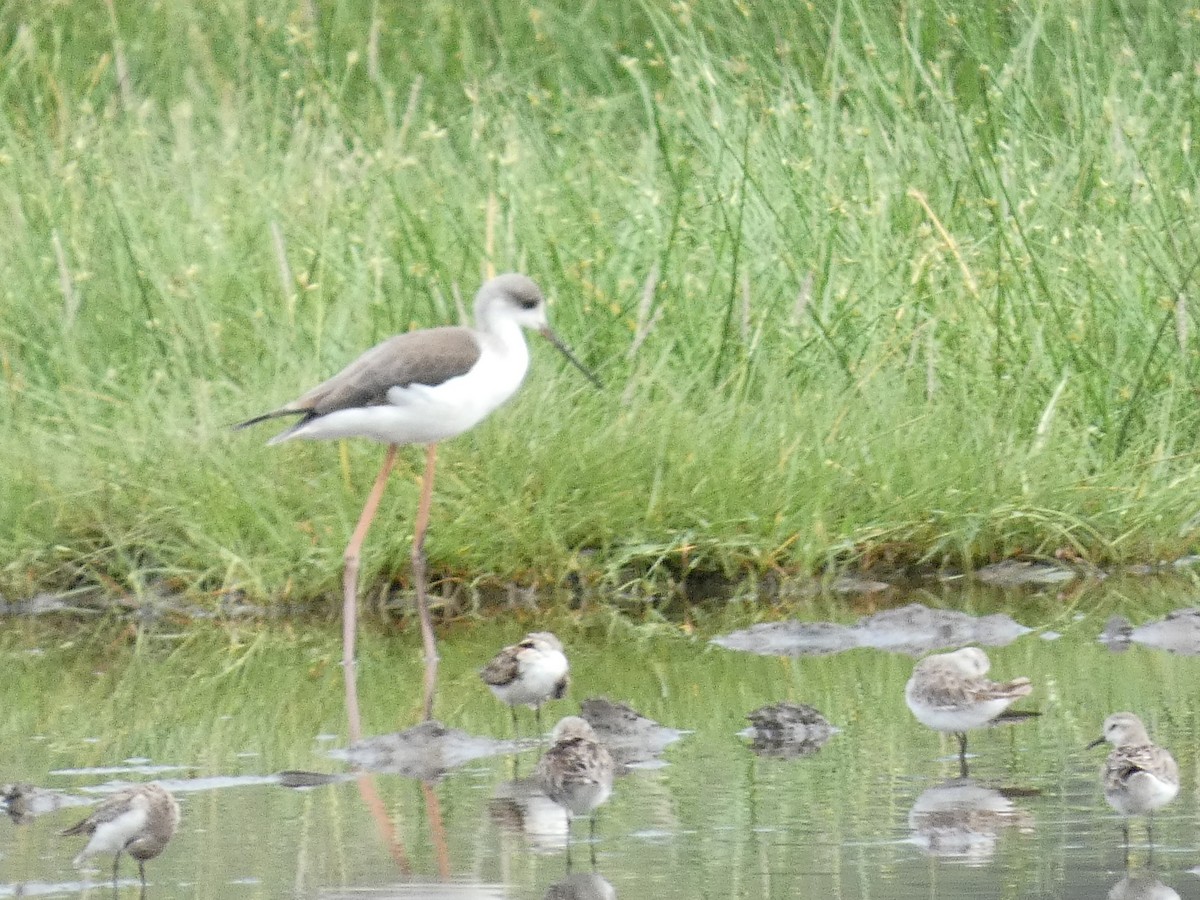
541;327;602;389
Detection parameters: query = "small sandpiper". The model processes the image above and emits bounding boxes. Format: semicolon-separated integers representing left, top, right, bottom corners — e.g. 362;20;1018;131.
60;782;180;886
905;647;1033;769
1088;711;1179;849
480;632;570;732
535;716;615;853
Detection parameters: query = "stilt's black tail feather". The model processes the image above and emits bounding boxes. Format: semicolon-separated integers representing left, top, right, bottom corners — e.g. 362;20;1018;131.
231;409;305;431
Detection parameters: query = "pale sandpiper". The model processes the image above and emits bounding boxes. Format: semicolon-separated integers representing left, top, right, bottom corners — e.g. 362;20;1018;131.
535;716;615;857
480;631;570;732
60;782;180;886
1088;711;1179;849
236;274;598;734
905;647;1033;769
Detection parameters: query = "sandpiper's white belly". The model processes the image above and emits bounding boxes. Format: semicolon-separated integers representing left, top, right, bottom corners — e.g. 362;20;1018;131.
489;649;569;707
905;685;1011;733
74;808;149;865
556;779;612;817
1106;772;1179;816
283;338;530;446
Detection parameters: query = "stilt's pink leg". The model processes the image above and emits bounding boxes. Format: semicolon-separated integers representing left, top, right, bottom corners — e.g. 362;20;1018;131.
411;443;440;721
342;444;399;742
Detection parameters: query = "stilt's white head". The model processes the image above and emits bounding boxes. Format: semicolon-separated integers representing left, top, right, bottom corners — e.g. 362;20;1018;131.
474;274;601;388
475;273;551;332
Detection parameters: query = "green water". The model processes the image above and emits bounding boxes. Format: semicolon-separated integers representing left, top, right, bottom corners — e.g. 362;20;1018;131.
1;580;1198;898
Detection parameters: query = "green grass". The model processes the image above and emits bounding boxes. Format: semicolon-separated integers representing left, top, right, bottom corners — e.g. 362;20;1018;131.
4;0;1200;606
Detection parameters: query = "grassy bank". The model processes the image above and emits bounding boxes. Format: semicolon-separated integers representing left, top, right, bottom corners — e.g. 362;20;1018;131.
4;0;1200;606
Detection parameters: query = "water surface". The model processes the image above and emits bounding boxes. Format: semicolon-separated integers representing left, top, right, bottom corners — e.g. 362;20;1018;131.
1;578;1198;898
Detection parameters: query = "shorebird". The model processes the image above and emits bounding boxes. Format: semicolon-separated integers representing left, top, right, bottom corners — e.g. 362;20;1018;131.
1088;711;1179;851
743;701;836;758
480;631;570;732
544;872;617;900
236;274;598;736
60;783;180;887
535;716;615;859
905;647;1033;771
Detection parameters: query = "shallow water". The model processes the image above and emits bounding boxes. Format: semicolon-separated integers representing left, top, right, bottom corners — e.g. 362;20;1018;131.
1;577;1198;898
